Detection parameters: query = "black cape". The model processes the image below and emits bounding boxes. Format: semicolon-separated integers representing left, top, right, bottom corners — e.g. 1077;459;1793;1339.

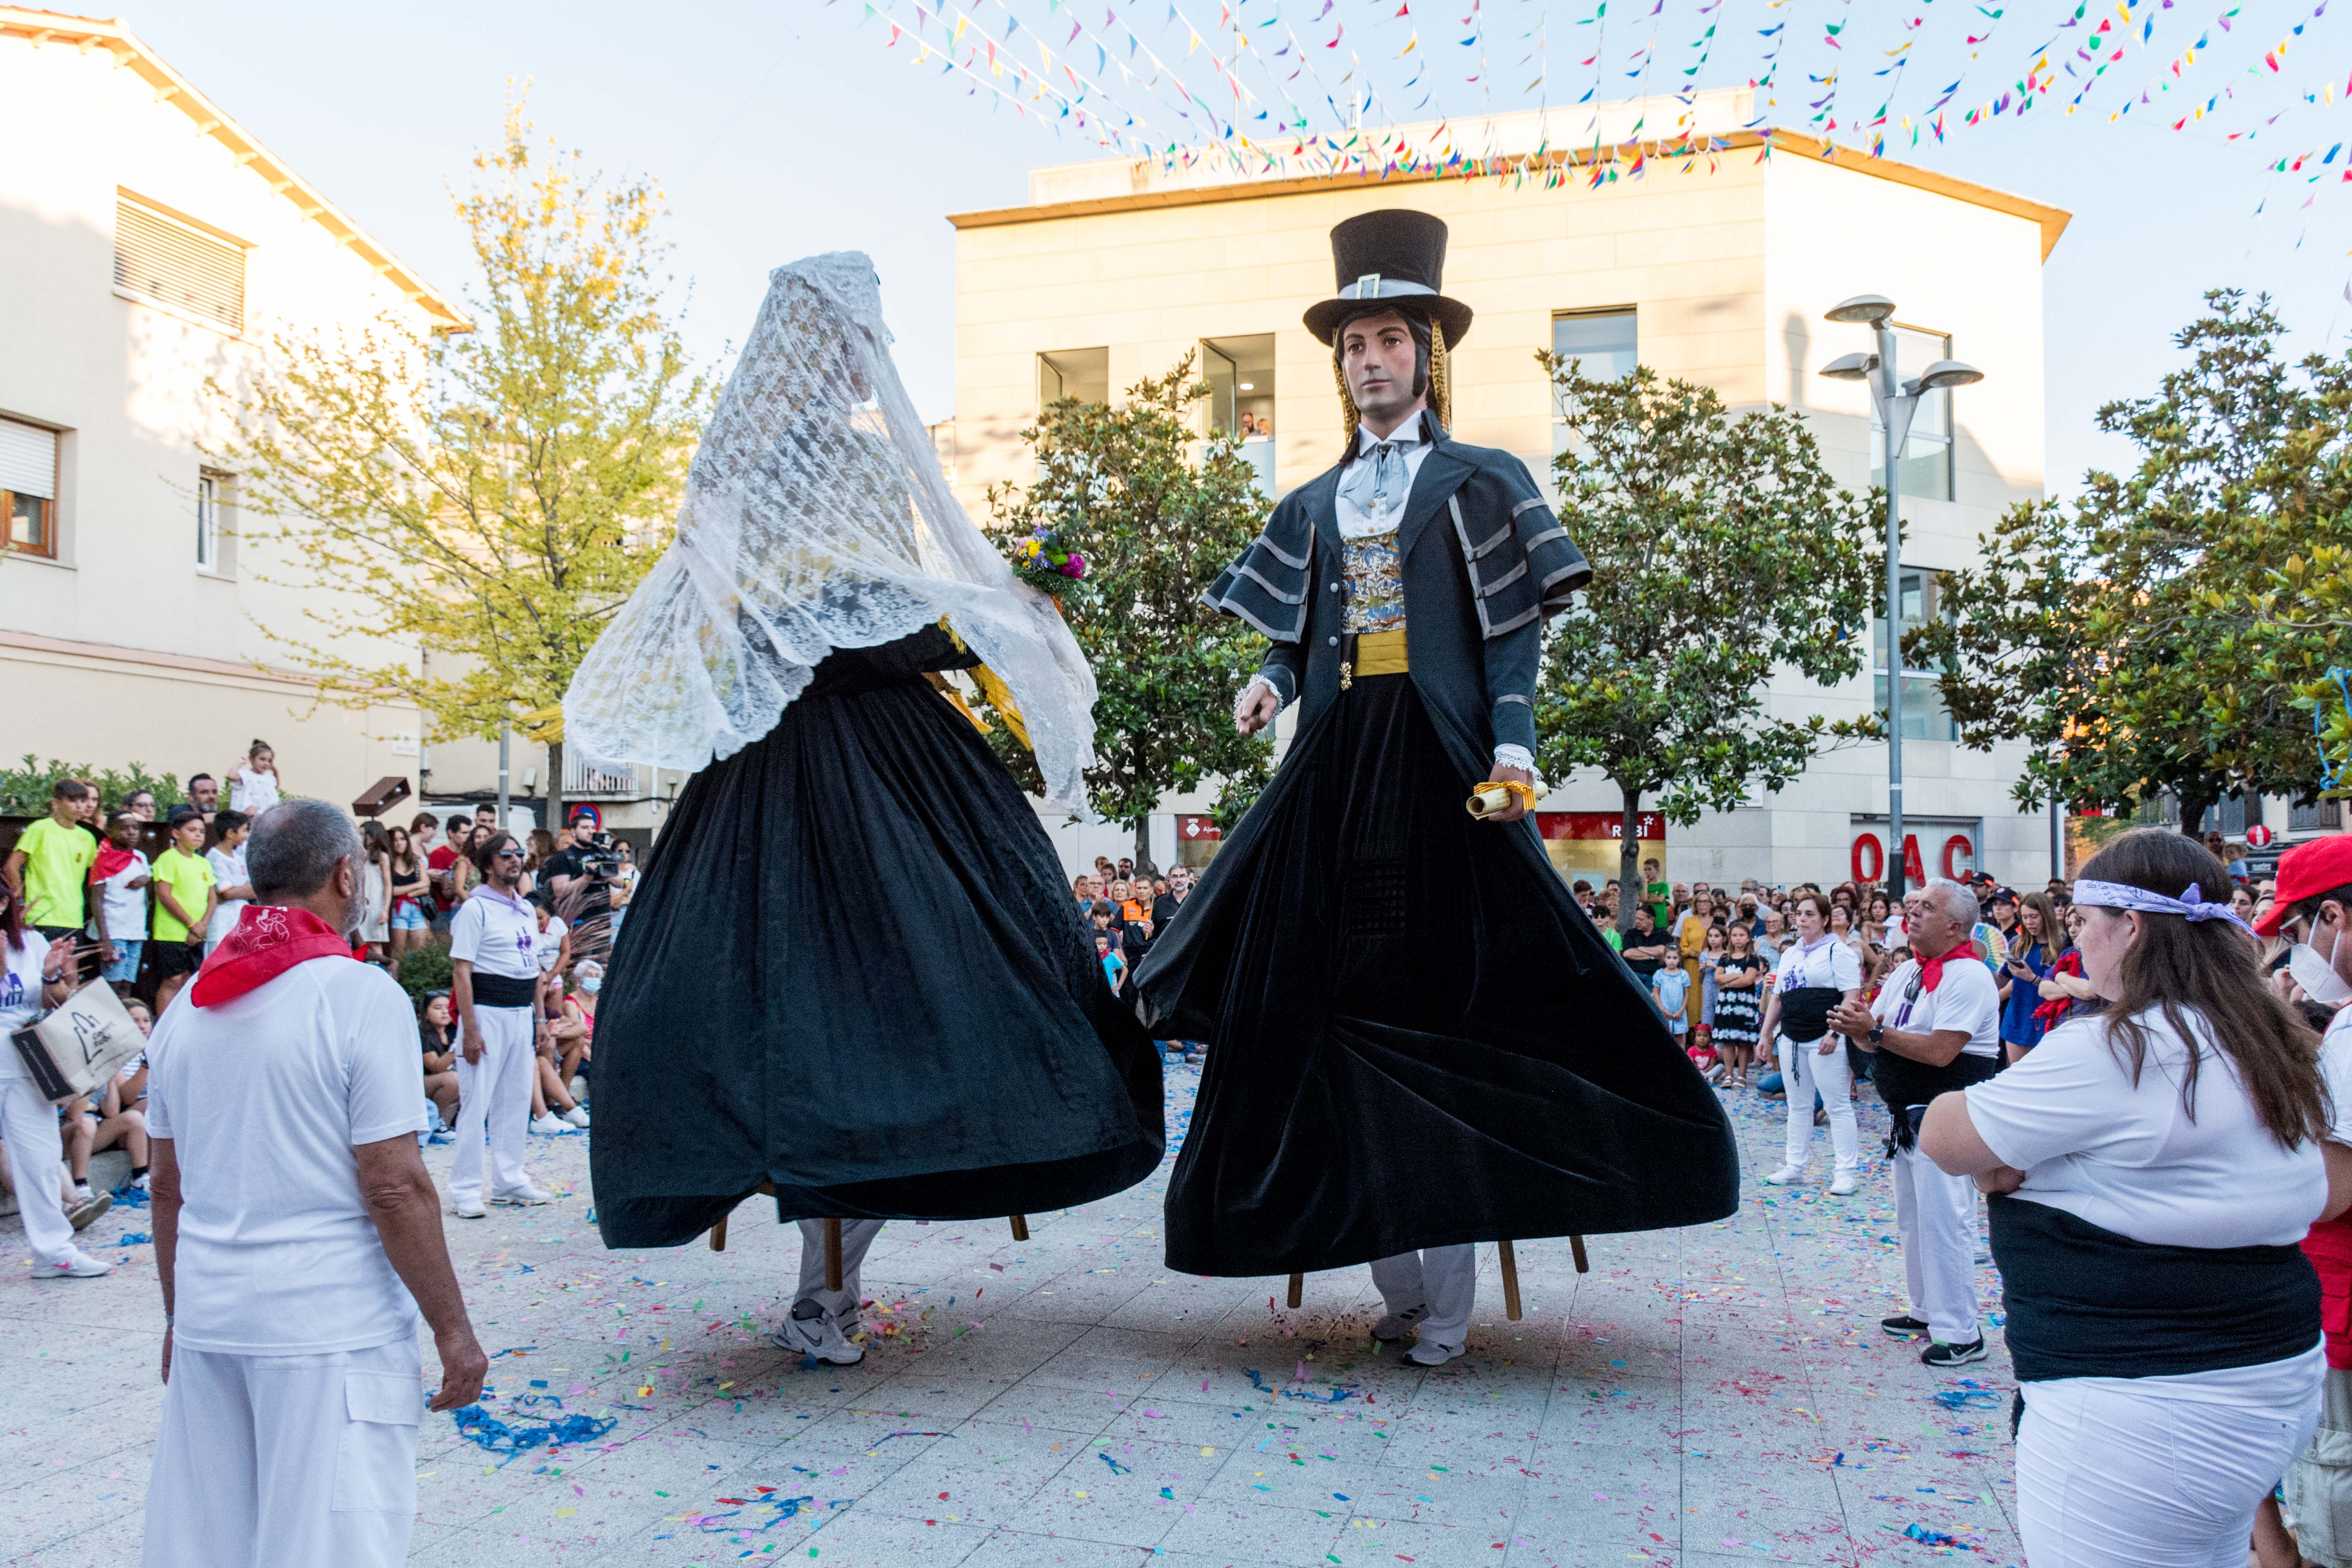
589;626;1164;1249
1134;669;1739;1278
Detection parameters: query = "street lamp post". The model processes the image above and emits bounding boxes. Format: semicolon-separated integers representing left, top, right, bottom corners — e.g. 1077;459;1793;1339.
1819;296;1982;906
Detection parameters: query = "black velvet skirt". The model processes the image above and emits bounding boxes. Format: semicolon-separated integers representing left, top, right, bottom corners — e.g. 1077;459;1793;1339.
1134;670;1738;1277
589;630;1165;1250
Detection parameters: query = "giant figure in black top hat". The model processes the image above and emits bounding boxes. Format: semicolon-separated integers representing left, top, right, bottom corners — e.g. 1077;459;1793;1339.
1134;210;1738;1364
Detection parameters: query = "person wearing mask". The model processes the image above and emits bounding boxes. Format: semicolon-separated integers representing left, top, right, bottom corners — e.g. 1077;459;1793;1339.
1920;831;2347;1567
0;876;111;1278
2262;836;2352;1568
225;740;282;817
149;812;216;1016
4;779;98;942
446;833;554;1218
202;812;254;958
1829;878;2004;1367
142;800;487;1568
91;810;152;994
1760;891;1866;1196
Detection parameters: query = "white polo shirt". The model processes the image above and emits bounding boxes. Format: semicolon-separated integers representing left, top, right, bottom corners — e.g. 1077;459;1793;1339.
1773;935;1862;995
145;957;428;1354
449;885;540;984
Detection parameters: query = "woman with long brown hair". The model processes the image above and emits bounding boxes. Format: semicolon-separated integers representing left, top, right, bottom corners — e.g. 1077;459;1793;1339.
1920;828;2352;1568
1996;889;2068;1063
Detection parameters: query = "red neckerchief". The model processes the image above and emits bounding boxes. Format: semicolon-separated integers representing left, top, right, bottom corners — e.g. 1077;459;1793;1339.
2032;949;2084;1027
1917;945;1960;995
190;905;355;1007
90;844;137;884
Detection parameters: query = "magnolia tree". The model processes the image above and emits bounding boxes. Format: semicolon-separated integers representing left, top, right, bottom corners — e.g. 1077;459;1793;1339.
1532;358;1882;929
987;356;1272;872
208;97;710;828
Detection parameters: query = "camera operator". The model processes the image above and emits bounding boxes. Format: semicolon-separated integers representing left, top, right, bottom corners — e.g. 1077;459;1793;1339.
539;809;625;966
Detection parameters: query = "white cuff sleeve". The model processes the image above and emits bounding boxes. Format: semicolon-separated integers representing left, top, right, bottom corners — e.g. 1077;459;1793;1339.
1492;743;1537;777
1235;675;1279;724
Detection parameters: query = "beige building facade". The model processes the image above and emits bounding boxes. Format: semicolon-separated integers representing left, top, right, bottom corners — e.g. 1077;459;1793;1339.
0;10;461;819
949;91;2073;888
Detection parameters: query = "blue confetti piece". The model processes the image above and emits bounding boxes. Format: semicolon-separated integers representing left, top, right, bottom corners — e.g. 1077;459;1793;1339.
450;1405;616;1464
115;1232;151;1246
1100;1452;1132;1475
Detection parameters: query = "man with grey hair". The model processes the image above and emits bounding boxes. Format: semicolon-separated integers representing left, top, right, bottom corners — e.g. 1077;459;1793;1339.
142;799;487;1568
1828;876;2004;1367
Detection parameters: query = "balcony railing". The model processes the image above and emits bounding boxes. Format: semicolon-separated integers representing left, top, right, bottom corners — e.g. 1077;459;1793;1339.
564;754;641;797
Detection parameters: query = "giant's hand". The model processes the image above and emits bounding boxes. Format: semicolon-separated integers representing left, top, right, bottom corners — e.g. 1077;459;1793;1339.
1481;764;1534;824
1235;679;1280;737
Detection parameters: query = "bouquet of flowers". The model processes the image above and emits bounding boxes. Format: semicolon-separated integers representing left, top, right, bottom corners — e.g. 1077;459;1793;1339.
1006;527;1087;596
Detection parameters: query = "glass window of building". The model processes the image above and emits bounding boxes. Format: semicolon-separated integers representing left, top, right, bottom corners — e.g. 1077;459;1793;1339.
1;417;59;558
1202;334;1277;496
1037;347;1109;410
1551;310;1636;460
196;471;220;569
1872;567;1960;742
1871;325;1956;502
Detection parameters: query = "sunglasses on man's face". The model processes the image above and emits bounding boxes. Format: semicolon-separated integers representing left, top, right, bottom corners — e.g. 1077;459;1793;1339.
493;847;524;860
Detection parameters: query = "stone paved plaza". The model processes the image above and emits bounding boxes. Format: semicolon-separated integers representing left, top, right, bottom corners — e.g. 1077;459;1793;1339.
2;1069;2022;1567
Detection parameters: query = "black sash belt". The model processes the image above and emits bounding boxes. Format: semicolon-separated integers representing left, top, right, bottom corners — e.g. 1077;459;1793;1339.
1777;984;1840;1043
1990;1192;2318;1385
470;971;539;1009
1876;1050;2002;1152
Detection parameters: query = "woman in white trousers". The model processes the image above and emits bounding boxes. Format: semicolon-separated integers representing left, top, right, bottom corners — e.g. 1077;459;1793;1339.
1758;892;1864;1196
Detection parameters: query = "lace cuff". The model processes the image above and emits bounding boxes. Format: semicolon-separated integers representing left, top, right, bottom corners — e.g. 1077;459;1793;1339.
1492;743;1537;777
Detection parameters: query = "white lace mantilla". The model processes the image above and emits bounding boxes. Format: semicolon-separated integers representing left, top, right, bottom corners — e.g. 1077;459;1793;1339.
563;252;1098;806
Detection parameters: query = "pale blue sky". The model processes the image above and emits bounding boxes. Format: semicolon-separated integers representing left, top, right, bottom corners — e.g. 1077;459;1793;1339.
130;0;2352;495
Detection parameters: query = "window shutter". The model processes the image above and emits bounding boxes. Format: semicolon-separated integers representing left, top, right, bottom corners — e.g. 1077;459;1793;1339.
0;419;57;499
114;200;245;333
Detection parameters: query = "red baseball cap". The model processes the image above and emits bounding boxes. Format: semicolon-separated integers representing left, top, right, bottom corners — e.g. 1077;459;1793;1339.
2253;834;2352;938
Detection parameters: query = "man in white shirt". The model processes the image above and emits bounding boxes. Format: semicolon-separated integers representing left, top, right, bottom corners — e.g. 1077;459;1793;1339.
1829;877;2003;1368
448;832;554;1218
143;799;486;1568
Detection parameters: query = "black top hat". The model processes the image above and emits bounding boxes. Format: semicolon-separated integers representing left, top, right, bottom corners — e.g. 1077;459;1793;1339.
1303;209;1475;348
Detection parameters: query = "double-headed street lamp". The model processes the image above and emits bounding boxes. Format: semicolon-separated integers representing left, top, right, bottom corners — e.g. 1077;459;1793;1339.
1818;294;1983;905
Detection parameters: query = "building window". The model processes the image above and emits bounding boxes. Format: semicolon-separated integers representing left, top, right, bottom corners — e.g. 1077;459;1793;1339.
0;417;59;559
1202;334;1276;495
1872;566;1960;742
1870;325;1956;502
1551;310;1639;383
1037;347;1109;411
115;196;246;335
1551;310;1637;459
196;472;221;570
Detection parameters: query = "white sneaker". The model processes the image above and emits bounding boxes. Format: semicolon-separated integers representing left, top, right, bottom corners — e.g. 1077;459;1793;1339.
130;1172;151;1192
1403;1338;1465;1367
561;1105;591;1129
530;1113;567;1135
1760;1165;1806;1186
1371;1303;1429;1343
35;1248;113;1279
1828;1172;1859;1196
492;1184;554;1206
454;1196;487;1219
772;1307;866;1365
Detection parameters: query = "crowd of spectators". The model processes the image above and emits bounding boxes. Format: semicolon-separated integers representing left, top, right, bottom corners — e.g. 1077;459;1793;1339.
0;755;641;1252
1078;854;1200;1064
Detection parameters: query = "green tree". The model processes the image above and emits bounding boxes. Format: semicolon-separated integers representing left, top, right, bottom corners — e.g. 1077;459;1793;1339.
207;94;710;829
1921;292;2334;834
1532;359;1882;930
986;356;1272;871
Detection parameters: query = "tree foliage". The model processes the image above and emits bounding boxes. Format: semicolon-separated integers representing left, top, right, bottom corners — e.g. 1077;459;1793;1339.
1531;359;1882;926
0;757;180;818
986;356;1272;868
1919;291;2339;830
207;93;710;824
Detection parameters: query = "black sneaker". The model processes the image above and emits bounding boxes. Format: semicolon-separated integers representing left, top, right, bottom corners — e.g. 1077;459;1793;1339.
1920;1338;1987;1368
1880;1314;1929;1338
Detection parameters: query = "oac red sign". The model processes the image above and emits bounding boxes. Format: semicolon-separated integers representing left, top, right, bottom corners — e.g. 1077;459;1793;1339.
1852;830;1974;884
1176;815;1221;842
